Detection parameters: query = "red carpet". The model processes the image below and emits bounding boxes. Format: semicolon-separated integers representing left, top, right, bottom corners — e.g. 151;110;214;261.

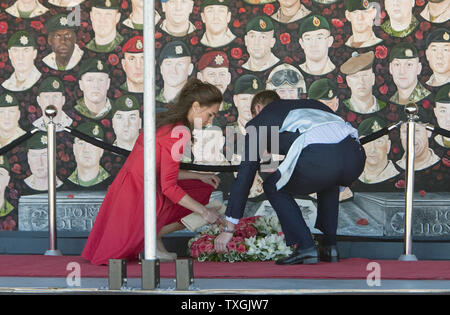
0;255;450;280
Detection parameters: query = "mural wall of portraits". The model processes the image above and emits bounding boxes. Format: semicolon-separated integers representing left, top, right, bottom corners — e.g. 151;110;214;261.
0;0;447;230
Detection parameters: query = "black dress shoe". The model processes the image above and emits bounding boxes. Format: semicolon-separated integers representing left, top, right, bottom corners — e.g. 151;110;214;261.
275;246;319;265
319;245;339;263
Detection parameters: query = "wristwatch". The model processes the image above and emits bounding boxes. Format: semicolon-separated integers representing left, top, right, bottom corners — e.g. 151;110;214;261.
222;227;235;234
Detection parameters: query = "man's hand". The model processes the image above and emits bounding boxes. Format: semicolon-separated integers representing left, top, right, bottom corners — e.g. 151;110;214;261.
214;232;233;253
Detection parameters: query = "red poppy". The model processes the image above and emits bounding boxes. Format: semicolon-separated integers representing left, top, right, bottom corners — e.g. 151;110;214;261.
395;179;406;189
331;18;344;28
375;45;388;59
356;218;369;226
379;84;388;95
67;194;75;199
155;32;162;39
415;30;423;40
419;21;431;32
347;111;357;122
30;21;44;31
422;100;430;109
0;22;8;35
190;36;198;45
63;75;76;82
239;8;246;13
194;20;202;30
108;54;119;66
416;0;425;6
263;4;275;16
442;157;450;168
419;190;426;197
336;75;344;84
280;33;291;45
233;19;241;28
230;47;242;59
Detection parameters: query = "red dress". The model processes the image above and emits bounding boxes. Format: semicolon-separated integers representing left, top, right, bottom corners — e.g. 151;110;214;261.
81;123;214;265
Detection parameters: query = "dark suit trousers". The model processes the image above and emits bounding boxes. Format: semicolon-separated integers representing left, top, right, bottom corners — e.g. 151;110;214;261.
263;136;366;249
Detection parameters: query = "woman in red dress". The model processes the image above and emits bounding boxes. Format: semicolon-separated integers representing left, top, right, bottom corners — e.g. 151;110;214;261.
82;79;223;265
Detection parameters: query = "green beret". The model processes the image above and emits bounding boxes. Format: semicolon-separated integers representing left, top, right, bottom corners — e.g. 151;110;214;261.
158;40;191;65
91;0;120;9
234;74;263;95
308;78;337;100
0;93;19;107
345;0;373;12
200;0;230;10
46;14;78;34
0;155;10;171
8;31;36;49
27;132;48;150
112;95;140;117
358;116;387;137
78;59;110;79
389;43;418;63
246;15;274;33
76;122;105;141
38;77;65;95
426;28;450;47
340;51;374;75
435;84;450;104
299;15;330;38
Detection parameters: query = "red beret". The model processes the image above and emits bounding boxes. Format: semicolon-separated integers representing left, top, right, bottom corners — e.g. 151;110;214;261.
197;51;229;71
122;36;144;53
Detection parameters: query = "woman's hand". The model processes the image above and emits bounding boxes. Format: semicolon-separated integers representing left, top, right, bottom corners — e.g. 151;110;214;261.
199;173;220;189
200;207;221;224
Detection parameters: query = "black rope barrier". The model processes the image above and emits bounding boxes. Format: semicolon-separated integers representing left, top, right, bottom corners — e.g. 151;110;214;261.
425;124;450;139
0;128;39;156
359;121;403;145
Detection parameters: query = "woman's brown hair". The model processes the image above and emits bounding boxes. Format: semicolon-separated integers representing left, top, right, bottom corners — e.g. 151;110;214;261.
156;78;223;131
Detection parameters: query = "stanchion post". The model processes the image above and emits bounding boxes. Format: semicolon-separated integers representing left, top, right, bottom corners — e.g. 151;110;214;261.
399;103;418;261
44;105;62;256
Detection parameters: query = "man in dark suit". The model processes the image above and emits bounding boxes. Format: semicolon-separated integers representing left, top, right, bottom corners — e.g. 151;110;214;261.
214;91;366;264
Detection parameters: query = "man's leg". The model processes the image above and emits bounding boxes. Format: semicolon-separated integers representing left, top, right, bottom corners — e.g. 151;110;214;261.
263;171;315;250
315;185;340;246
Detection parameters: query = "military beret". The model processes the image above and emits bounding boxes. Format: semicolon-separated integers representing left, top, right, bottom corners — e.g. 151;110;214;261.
234;74;263;94
0;155;10;171
0;93;19;107
198;51;229;70
200;0;230;10
266;63;306;90
340;51;374;75
46;13;77;34
426;28;450;47
299;15;330;38
76;122;105;140
389;42;418;62
345;0;372;12
8;31;36;49
122;36;144;54
158;40;191;65
308;78;337;100
38;76;65;95
435;84;450;104
112;95;141;117
358;116;387;137
27;132;48;150
91;0;120;9
78;59;110;78
246;15;274;33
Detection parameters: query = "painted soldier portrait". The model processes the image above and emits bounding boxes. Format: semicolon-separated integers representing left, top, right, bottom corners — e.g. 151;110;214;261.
3;31;41;92
298;15;336;76
69;122;110;187
86;0;124;53
271;0;311;24
157;41;193;104
389;43;431;105
425;28;450;87
358;117;400;184
307;78;339;112
160;0;195;37
123;0;144;30
33;77;73;133
433;84;450;148
266;63;306;99
43;13;84;72
111;95;142;151
6;0;48;19
121;36;144;94
24;133;63;192
200;0;236;48
76;59;112;120
381;0;419;38
341;51;387;114
0;156;13;218
48;0;85;7
344;0;383;48
242;16;280;72
0;93;26;148
420;0;450;24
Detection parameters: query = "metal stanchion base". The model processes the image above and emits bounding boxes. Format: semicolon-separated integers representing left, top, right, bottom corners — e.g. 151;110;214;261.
109;259;127;290
141;259;160;290
44;249;62;256
176;259;194;291
398;254;418;261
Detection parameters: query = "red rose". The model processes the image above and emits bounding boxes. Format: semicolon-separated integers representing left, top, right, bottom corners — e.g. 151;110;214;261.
30;21;44;31
230;47;242;59
419;190;426;197
190;36;198;45
356;218;369;226
331;18;344;28
237;244;247;254
263;4;275;15
0;22;8;35
280;33;291;45
108;54;119;66
379;84;388;95
375;45;388;59
227;241;237;252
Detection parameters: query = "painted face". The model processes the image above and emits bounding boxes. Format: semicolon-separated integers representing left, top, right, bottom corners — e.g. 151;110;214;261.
346;8;376;33
234;94;254;123
0;107;20;133
363;135;390;167
400;123;430;158
73;138;103;168
90;7;121;38
434;102;450;130
122;53;144;84
79;72;111;104
389;58;421;90
346;69;375;98
426;43;450;75
198;67;231;94
299;29;333;62
245;30;276;59
48;29;76;59
384;0;414;21
276;87;299;99
112;110;142;143
160;57;193;87
162;0;194;26
8;46;37;73
201;5;231;35
37;92;65;113
27;148;48;178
